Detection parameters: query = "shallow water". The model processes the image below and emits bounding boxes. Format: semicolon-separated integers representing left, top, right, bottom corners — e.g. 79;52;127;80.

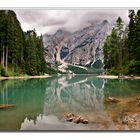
0;75;140;131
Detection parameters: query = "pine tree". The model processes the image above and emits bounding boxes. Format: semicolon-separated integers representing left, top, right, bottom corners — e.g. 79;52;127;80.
115;17;124;68
103;11;140;75
103;28;118;71
128;10;140;75
0;10;47;76
127;10;136;60
0;10;7;68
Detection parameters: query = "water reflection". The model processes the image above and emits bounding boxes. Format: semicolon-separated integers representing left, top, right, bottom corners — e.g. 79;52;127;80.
0;75;140;130
21;115;90;130
0;79;46;130
44;75;105;115
21;75;111;130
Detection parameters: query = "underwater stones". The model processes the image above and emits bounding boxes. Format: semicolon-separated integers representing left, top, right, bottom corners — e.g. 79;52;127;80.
120;113;140;129
63;113;89;124
104;96;120;104
121;116;128;124
73;116;81;124
66;117;73;122
64;113;74;122
136;97;140;100
82;119;89;124
108;97;120;103
138;100;140;107
136;97;140;106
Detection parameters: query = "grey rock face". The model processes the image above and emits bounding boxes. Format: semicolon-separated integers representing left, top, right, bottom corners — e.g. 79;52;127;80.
43;29;71;64
43;20;111;67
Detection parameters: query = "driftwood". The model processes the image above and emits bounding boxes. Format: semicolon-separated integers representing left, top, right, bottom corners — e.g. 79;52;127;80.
0;104;14;109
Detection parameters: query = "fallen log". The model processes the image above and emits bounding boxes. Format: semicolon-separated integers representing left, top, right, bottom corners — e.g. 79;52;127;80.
0;104;14;109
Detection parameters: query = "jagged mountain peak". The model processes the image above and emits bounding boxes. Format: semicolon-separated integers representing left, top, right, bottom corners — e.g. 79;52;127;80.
102;19;109;24
55;29;71;35
43;20;112;68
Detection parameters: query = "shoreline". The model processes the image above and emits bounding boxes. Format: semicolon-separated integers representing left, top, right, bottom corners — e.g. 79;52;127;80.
96;75;140;79
0;75;51;80
1;74;140;80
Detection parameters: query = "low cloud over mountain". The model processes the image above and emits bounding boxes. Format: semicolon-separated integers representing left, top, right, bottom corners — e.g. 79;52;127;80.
15;10;128;35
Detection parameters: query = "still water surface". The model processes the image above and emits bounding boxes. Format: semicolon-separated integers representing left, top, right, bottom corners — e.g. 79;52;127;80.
0;75;140;131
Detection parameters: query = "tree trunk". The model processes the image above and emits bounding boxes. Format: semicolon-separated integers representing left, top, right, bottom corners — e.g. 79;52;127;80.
1;51;3;65
6;46;8;71
2;46;5;68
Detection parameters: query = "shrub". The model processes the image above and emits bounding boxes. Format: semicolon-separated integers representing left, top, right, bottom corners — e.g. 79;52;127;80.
0;67;8;77
109;68;119;75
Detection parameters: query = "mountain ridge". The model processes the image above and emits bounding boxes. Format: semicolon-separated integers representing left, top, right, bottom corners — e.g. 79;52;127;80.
43;20;112;71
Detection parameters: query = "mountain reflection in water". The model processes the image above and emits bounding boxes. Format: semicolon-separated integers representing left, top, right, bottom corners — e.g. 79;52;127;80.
0;75;140;130
21;75;116;130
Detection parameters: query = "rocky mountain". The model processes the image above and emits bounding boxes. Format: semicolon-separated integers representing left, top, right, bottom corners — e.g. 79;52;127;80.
43;20;111;69
43;29;71;64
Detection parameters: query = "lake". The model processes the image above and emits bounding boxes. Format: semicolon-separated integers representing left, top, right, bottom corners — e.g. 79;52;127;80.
0;75;140;131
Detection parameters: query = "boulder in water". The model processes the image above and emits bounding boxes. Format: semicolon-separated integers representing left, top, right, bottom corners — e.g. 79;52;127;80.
63;113;89;124
64;113;75;121
73;116;81;124
82;119;89;124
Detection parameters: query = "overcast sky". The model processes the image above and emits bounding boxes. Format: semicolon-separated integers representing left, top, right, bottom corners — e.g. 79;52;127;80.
15;10;129;35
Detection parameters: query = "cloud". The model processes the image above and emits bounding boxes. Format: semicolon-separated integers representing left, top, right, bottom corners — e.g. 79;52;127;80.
15;10;129;35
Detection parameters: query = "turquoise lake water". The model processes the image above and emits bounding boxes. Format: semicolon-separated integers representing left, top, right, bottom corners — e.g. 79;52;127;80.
0;75;140;131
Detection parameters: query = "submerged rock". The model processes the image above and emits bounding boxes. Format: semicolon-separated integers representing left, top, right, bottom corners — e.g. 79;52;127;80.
108;97;120;103
66;117;73;122
120;113;140;130
73;116;81;124
63;113;89;124
82;119;89;124
64;113;75;122
136;97;140;100
104;96;120;104
138;100;140;107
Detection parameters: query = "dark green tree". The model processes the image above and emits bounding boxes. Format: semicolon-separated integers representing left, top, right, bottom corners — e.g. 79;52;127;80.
0;10;47;76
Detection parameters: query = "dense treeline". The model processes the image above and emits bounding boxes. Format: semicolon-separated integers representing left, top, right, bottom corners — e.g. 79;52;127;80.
0;10;46;76
103;10;140;75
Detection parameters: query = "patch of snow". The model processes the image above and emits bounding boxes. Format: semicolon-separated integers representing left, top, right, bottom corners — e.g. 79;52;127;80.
69;64;88;70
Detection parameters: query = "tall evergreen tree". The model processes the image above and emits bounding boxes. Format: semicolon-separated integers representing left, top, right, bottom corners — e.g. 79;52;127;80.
127;10;136;60
103;11;140;75
115;17;124;68
0;10;47;76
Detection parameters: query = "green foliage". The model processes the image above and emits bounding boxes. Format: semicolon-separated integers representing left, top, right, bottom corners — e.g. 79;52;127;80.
66;65;103;74
103;11;140;76
0;10;47;76
24;32;47;75
45;66;64;74
128;60;140;75
92;60;103;69
0;66;8;77
103;28;119;69
108;68;120;75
